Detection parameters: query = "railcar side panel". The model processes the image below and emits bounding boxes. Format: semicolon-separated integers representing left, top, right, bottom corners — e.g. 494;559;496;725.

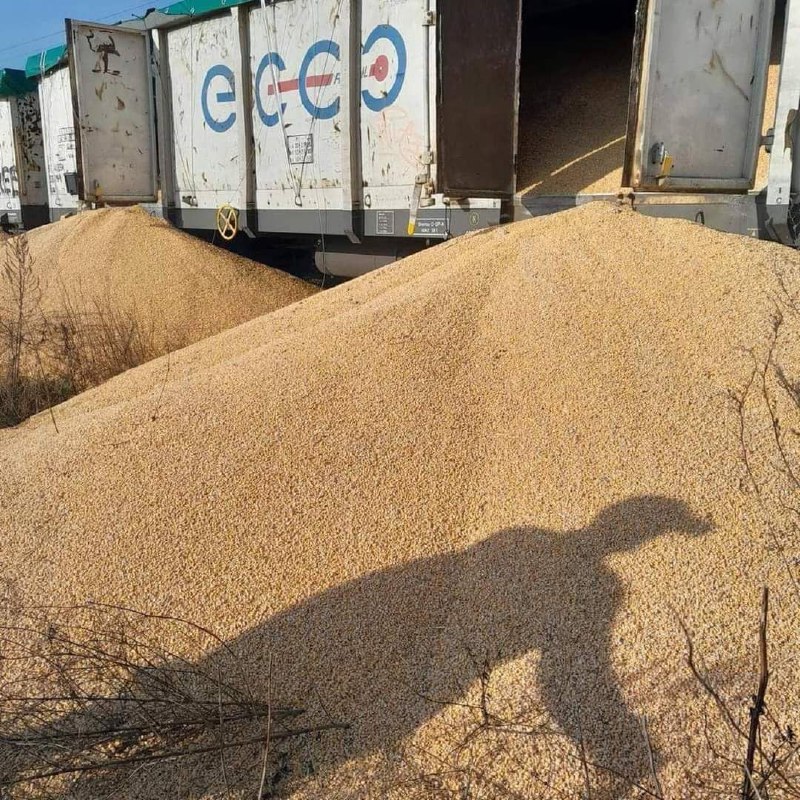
40;67;80;219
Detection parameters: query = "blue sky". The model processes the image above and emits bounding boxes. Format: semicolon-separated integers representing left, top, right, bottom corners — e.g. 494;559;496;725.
0;1;157;70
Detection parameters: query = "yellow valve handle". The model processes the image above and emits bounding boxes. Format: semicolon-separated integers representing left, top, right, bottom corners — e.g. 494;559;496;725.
216;204;239;241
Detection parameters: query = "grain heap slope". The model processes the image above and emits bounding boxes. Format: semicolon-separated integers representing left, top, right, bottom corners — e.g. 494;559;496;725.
2;202;800;798
3;206;316;350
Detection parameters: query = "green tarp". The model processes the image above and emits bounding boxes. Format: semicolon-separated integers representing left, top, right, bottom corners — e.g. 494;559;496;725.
0;68;36;98
159;0;252;15
24;45;68;79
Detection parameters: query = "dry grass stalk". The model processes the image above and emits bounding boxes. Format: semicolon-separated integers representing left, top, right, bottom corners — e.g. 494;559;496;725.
684;287;800;799
0;234;60;426
0;603;346;799
0;236;169;427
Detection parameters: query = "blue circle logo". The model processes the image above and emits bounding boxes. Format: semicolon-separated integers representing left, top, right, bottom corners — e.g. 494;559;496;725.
201;64;237;133
361;25;406;113
255;52;287;128
298;40;341;120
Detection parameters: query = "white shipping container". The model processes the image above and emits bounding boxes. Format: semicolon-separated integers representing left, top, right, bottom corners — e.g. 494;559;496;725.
80;0;504;243
60;0;799;271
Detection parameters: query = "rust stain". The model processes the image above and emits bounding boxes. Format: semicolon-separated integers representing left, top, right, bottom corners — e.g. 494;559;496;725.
708;49;750;102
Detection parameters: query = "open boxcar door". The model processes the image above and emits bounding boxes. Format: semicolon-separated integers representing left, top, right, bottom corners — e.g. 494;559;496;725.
623;0;776;191
436;0;522;198
67;20;157;203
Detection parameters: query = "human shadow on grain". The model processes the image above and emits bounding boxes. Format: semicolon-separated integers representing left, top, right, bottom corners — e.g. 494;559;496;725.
1;495;710;797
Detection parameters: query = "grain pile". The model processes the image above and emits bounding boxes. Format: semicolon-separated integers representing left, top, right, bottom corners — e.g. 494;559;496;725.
3;206;315;351
2;202;800;798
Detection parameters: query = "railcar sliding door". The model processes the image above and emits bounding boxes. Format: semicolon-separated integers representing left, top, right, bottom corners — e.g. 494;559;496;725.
67;20;158;203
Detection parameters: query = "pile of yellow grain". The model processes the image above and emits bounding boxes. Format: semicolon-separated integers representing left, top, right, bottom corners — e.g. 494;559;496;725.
1;203;799;798
2;206;316;351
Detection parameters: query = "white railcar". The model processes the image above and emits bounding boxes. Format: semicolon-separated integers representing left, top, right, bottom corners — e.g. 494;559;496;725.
14;0;800;271
0;68;47;231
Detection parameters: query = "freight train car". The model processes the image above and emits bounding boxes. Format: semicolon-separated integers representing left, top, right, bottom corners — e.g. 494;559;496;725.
60;0;513;276
0;69;47;231
16;0;800;271
25;46;81;222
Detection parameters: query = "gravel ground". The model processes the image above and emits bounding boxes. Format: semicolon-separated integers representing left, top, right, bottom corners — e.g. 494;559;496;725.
2;206;316;351
1;202;799;798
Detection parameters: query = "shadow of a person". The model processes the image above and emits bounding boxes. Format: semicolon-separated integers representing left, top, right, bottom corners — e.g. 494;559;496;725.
221;494;711;792
1;496;710;797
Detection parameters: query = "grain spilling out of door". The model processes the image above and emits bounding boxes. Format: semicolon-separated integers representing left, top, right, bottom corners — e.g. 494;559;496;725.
517;0;636;196
2;202;800;797
756;0;787;188
517;0;782;197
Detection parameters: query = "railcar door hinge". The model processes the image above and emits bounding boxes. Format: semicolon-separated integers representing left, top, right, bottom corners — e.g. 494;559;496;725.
423;10;436;25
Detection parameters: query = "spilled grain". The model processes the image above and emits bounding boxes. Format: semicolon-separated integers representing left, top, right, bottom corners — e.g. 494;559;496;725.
1;203;799;797
3;206;316;351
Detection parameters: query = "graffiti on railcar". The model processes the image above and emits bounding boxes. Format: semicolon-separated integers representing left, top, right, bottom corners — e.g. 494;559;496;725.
0;165;19;197
87;31;122;76
15;93;44;175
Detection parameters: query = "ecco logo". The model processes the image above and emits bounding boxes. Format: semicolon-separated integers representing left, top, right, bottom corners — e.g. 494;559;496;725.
201;25;407;132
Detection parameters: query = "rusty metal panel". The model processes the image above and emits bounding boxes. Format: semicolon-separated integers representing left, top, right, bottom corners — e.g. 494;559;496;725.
12;91;47;209
437;0;521;198
68;20;158;202
39;67;80;214
629;0;776;191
